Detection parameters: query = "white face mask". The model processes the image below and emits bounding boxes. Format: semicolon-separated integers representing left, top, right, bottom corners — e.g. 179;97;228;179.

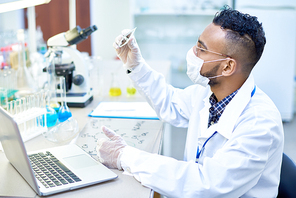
186;47;226;87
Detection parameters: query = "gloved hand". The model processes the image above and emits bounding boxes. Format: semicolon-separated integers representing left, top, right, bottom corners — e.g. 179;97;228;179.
113;29;145;69
96;125;127;169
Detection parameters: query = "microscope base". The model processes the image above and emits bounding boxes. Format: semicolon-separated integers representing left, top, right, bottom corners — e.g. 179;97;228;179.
57;92;93;108
67;95;93;108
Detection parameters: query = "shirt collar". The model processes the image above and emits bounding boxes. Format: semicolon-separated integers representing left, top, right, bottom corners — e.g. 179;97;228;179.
208;89;239;127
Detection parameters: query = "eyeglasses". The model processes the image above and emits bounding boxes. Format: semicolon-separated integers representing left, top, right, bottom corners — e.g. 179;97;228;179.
194;45;232;59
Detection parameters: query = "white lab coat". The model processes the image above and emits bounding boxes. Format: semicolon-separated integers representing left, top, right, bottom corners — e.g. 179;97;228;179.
120;62;284;198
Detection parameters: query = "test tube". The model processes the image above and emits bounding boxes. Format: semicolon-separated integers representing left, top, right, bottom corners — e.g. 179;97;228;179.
11;100;16;116
16;98;25;134
25;96;31;134
34;93;40;129
7;101;13;115
21;97;27;134
30;94;37;132
39;90;46;127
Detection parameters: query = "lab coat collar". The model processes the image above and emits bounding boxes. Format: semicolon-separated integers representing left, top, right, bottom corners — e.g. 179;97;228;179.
216;74;255;139
199;91;213;137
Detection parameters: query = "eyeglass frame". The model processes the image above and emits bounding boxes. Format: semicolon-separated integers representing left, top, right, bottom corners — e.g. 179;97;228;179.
193;45;233;59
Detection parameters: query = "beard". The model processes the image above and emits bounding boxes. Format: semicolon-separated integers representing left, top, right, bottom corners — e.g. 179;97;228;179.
201;63;221;86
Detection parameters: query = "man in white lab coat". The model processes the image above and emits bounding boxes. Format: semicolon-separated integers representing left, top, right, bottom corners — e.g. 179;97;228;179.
96;7;284;198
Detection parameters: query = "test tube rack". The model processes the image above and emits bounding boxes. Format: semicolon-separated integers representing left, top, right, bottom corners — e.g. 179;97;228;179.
6;92;48;143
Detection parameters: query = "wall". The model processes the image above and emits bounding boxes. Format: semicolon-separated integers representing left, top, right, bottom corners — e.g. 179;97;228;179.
90;0;132;60
0;9;24;31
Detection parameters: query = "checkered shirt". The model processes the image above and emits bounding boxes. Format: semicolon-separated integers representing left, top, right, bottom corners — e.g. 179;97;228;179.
208;89;239;128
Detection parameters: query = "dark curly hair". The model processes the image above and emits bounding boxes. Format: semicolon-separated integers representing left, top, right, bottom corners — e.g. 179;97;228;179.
213;6;266;72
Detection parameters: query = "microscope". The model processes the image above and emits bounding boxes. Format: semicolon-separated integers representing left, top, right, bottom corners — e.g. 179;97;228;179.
45;25;97;107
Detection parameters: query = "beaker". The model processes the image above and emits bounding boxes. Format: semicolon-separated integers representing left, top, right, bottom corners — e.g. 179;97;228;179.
109;72;122;97
43;117;79;143
57;76;72;122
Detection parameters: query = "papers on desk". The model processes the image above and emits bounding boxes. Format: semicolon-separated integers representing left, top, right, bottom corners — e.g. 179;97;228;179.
89;102;159;120
75;118;163;161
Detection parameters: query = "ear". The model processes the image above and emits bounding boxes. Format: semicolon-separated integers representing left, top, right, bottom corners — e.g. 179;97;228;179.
221;58;236;76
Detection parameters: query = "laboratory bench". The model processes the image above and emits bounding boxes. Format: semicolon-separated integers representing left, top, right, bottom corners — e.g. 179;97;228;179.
0;60;171;198
0;95;163;198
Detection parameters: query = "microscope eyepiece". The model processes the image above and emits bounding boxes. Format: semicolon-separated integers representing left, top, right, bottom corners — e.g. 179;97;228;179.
65;25;97;45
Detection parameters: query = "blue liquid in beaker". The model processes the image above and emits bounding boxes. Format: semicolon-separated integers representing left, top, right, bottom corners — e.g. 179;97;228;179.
45;106;58;127
58;106;72;122
53;107;60;113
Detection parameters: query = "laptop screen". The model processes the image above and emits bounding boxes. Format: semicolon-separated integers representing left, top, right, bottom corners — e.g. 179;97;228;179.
0;107;40;194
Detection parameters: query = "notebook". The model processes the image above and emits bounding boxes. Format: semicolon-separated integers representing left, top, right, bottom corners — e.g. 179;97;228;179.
0;106;117;196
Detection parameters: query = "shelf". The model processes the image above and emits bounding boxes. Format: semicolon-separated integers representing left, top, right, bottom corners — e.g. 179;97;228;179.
133;9;219;17
0;0;51;13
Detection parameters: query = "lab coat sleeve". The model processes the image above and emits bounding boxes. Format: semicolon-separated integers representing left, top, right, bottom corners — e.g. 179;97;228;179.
120;106;283;198
128;62;204;128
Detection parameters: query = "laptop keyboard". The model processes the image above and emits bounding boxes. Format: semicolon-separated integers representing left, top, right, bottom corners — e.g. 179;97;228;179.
29;151;82;188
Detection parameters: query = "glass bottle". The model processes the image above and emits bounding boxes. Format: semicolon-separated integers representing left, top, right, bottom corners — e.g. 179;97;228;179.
57;76;72;122
109;72;122;97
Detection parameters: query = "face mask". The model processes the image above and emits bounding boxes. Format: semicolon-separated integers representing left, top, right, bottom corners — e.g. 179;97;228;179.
186;47;227;87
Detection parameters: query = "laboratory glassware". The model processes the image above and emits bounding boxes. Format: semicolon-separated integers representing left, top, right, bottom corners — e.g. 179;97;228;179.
46;51;60;113
44;90;58;127
126;79;136;96
117;28;137;48
15;29;37;98
109;72;122;97
57;76;72;122
6;91;47;141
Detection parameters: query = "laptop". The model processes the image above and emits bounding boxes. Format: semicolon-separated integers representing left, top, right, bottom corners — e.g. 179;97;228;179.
0;106;117;196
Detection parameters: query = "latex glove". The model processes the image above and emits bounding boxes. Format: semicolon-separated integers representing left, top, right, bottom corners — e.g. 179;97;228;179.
113;29;145;69
96;125;127;169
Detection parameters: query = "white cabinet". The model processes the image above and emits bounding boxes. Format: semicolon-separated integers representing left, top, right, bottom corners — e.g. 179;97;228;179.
236;1;296;122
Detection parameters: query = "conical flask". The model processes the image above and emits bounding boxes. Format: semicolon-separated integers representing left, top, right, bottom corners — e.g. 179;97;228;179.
15;29;37;98
109;72;122;97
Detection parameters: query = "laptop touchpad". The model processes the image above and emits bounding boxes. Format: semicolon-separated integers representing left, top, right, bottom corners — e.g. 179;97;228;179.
63;154;98;169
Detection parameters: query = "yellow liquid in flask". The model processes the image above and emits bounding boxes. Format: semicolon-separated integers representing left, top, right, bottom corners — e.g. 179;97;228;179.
126;87;136;96
109;87;122;96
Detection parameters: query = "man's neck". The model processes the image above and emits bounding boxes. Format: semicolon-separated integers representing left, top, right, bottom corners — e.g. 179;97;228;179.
210;77;247;102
